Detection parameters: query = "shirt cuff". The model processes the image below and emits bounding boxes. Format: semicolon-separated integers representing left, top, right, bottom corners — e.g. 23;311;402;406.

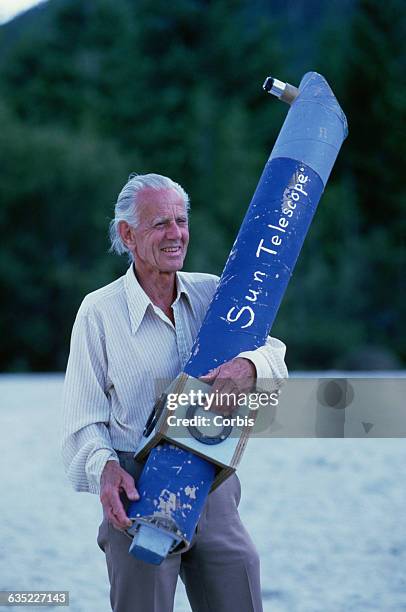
236;338;288;393
86;448;120;494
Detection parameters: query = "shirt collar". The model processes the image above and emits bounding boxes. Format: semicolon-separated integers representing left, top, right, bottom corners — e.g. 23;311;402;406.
174;272;196;316
124;264;195;334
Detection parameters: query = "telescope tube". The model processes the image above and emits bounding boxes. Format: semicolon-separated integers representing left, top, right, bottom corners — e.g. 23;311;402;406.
127;72;348;563
184;71;348;377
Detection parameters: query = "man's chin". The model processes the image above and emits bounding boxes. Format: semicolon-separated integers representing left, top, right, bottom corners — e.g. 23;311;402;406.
159;260;185;273
160;252;186;268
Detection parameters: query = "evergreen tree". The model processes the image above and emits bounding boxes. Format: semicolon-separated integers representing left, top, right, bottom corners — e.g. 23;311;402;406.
0;105;128;370
0;0;404;369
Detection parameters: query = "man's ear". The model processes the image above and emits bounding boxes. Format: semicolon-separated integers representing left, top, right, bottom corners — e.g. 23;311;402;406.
118;221;137;250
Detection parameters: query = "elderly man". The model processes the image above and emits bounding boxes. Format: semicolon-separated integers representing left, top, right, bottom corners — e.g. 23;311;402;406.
62;173;287;612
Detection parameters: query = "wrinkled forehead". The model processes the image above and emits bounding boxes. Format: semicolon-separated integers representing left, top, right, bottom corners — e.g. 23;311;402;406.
137;188;187;221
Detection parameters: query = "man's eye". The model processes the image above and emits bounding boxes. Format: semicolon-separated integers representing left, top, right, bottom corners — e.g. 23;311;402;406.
154;223;165;228
177;219;187;225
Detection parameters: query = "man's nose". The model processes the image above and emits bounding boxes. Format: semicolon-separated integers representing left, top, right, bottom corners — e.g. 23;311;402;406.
166;221;182;240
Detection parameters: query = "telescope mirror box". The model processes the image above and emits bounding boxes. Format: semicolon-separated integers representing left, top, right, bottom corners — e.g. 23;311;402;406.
135;372;260;490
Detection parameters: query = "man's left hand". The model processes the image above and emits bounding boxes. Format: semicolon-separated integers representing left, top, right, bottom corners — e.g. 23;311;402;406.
200;357;256;415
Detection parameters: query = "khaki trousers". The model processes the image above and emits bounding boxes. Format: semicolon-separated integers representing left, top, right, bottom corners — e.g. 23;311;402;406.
97;453;263;612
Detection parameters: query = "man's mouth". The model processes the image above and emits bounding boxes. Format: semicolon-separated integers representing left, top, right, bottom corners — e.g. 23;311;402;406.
161;246;181;253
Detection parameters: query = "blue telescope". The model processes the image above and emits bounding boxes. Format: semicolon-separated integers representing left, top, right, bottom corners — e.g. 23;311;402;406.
127;72;348;564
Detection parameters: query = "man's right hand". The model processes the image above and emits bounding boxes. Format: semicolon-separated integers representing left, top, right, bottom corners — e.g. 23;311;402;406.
100;460;139;530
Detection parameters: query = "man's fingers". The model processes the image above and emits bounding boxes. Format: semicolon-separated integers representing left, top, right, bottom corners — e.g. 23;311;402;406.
122;475;140;501
100;462;140;528
111;508;132;530
106;506;120;529
107;506;131;531
210;379;238;415
200;366;220;382
102;488;132;529
111;489;132;527
201;360;254;414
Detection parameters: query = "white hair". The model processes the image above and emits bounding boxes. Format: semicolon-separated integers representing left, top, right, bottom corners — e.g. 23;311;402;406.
109;173;190;258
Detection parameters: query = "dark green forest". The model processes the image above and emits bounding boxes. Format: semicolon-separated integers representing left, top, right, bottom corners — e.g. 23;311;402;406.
0;0;404;372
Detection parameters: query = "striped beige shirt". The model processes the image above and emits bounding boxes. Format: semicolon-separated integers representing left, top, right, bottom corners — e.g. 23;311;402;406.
62;264;288;494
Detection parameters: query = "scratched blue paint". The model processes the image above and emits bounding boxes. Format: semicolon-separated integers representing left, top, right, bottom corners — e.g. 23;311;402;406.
128;72;348;564
128;444;215;563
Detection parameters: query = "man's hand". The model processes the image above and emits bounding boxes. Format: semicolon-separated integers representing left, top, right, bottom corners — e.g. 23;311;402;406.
100;460;139;530
200;357;256;415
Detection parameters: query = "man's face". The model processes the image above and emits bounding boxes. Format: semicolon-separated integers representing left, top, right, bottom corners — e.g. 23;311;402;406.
131;188;189;273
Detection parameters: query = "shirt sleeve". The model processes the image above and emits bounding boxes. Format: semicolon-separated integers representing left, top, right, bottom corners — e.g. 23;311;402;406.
237;335;288;392
61;305;119;494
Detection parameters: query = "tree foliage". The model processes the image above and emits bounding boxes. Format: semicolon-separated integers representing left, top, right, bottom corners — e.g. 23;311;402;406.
0;0;404;371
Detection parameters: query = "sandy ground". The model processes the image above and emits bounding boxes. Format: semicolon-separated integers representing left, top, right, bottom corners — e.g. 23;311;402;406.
1;375;406;611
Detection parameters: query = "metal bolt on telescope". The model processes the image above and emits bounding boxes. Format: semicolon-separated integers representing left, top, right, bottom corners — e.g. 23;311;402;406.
262;76;299;104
